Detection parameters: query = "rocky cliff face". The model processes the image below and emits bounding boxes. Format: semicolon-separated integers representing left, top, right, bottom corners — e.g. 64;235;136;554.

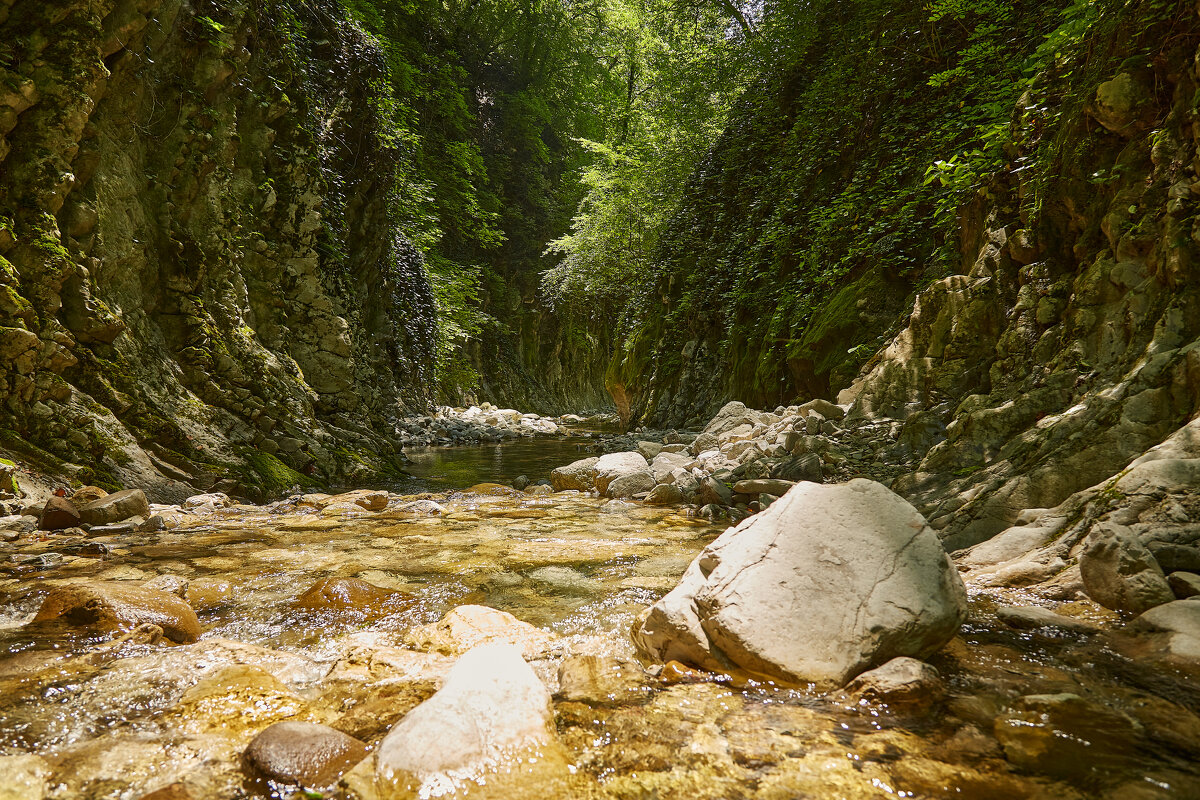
611;1;1200;554
0;0;436;499
846;12;1200;550
469;270;613;415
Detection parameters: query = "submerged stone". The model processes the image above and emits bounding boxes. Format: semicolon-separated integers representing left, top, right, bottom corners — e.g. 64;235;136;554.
31;581;202;643
293;577;414;617
244;721;368;788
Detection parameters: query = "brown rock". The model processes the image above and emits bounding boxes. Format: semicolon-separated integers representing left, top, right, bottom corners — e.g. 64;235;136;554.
465;482;524;497
557;655;651;706
293;577;413;617
32;582;202;643
71;486;108;506
78;489;151;526
39;495;81;531
844;657;944;706
1168;572;1200;599
244;721;368;788
138;783;193;800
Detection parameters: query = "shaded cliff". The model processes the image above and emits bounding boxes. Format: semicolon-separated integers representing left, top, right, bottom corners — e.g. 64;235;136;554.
0;0;436;499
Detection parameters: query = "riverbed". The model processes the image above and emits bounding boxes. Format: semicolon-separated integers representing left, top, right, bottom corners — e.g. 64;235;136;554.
1;441;1198;799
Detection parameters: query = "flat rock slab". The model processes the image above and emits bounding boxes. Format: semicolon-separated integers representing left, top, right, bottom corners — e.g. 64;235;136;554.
78;489;150;526
996;606;1101;634
633;479;967;687
732;478;796;496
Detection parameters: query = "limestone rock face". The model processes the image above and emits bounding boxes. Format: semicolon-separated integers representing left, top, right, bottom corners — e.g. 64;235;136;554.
632;479;967;687
31;582;202;643
0;0;436;502
1080;523;1174;613
374;643;569;794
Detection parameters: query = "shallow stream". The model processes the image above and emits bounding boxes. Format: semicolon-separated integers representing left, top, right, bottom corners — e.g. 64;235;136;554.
1;440;1199;798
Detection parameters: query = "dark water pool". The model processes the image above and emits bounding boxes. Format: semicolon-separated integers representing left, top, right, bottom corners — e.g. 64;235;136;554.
396;436;602;492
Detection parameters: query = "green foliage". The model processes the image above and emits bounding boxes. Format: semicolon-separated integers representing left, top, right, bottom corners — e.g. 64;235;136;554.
592;0;1079;410
541;0;749;317
427;255;485;396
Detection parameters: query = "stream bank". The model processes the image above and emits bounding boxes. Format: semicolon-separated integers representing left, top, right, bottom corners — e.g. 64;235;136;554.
1;397;1199;798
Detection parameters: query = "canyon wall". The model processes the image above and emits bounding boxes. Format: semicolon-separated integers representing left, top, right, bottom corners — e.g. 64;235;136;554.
0;0;436;499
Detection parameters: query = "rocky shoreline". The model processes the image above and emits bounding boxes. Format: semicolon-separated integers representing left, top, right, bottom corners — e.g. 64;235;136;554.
2;397;1199;798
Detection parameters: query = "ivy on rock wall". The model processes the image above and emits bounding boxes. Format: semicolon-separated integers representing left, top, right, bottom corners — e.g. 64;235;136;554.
602;0;1080;426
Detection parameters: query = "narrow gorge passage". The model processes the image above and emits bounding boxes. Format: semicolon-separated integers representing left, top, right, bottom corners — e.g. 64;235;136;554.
2;0;1200;797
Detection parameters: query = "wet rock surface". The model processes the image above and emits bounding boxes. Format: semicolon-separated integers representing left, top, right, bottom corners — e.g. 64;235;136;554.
243;721;368;788
294;577;414;618
31;581;202;643
370;643;572;796
0;441;1197;799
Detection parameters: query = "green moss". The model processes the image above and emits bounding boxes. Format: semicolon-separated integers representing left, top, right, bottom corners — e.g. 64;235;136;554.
75;461;123;493
240;448;321;493
0;456;17;494
0;428;68;472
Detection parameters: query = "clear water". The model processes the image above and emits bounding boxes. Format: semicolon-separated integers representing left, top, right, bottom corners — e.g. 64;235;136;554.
1;442;1198;799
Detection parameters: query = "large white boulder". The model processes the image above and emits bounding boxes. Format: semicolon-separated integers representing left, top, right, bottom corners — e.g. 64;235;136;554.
549;457;599;491
374;643;570;795
703;401;759;437
632;479;968;687
593;452;650;495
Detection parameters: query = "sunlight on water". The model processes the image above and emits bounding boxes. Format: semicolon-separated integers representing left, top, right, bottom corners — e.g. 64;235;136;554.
0;442;1197;798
